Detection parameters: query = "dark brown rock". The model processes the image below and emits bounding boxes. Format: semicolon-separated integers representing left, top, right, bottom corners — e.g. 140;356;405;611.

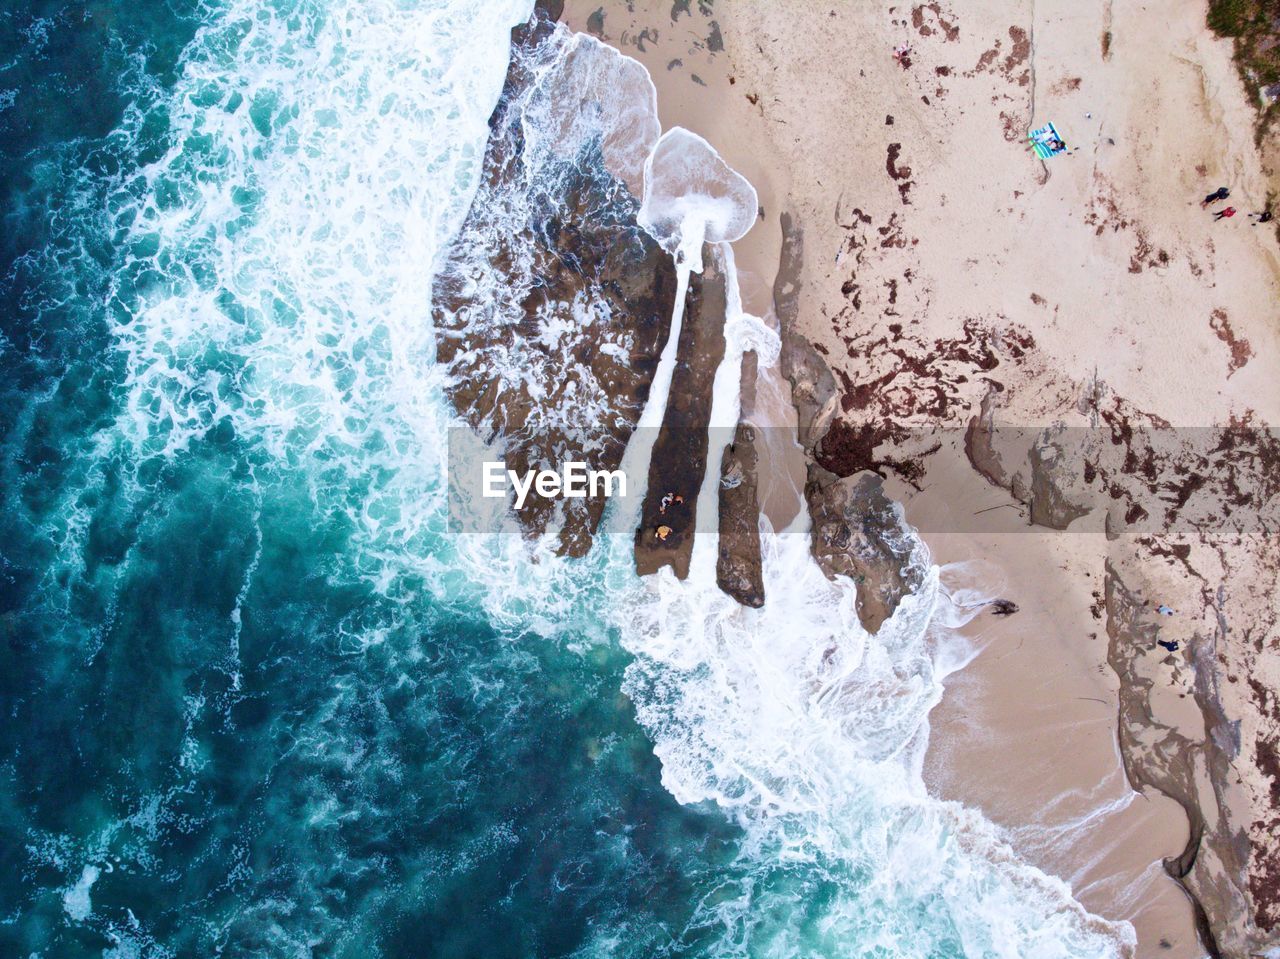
806;468;923;633
431;14;676;556
634;246;727;578
717;417;764;607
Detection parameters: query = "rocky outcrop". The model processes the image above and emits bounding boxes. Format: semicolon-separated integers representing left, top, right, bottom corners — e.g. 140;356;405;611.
776;215;837;443
965;392;1092;530
775;212;924;632
1104;560;1245;959
431;7;675;556
634;246;726;578
806;468;923;633
716;351;764;606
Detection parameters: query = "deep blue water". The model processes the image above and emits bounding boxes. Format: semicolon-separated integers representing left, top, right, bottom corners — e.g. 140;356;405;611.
0;3;741;956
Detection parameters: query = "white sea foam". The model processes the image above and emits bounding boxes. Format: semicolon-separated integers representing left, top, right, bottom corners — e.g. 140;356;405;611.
615;130;1132;952
614;509;1134;956
639;127;759;271
92;0;537;611
86;0;1139;951
520;32;659;196
62;864;100;922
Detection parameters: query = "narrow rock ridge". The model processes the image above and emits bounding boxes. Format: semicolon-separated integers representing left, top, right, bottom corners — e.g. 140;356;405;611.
776;213;837;442
634;244;726;579
1103;561;1238;959
715;348;764;607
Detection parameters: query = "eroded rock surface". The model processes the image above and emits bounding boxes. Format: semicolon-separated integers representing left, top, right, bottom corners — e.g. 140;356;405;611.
806;468;923;634
776;212;924;633
634;246;726;578
432;9;675;556
1104;561;1244;958
969;377;1280;957
776;215;837;442
716;354;764;606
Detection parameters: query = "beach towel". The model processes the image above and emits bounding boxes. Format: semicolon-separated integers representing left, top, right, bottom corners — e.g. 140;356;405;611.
1029;121;1065;159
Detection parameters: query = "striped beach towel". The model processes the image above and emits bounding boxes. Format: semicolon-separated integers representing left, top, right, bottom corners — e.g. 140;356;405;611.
1029;121;1065;159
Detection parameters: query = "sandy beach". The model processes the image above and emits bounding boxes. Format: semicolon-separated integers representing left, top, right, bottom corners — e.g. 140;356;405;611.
560;1;1280;955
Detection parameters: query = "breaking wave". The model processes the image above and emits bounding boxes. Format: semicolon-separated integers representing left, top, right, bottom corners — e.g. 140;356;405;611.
1;0;1134;955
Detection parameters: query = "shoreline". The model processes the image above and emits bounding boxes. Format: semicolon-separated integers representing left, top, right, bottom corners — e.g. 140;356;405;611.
558;0;1186;947
556;1;1279;954
894;437;1202;956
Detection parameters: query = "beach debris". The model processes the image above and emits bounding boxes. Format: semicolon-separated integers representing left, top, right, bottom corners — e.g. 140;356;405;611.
1156;604;1175;616
989;599;1019;616
1158;639;1180;652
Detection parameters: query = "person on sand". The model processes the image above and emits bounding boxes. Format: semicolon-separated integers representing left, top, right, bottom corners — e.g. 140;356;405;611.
1202;186;1229;207
1213;206;1236;221
892;43;912;68
1250;208;1273;225
1156;604;1175;616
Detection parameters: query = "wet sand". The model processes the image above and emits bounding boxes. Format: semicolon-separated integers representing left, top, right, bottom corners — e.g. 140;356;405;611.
888;439;1201;957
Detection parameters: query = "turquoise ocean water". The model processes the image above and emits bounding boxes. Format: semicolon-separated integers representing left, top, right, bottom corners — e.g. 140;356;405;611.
0;2;1138;956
